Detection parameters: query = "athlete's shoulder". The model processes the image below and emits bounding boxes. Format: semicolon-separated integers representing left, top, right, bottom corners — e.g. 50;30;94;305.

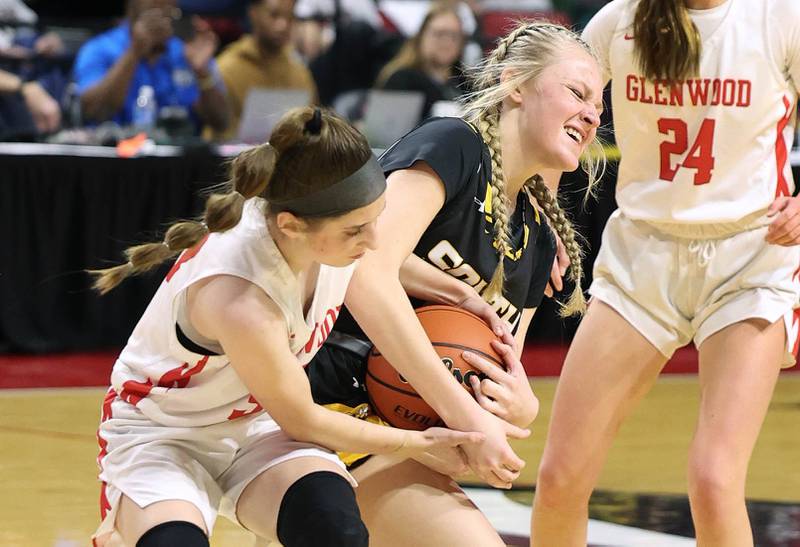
583;0;632;42
381;116;485;174
768;0;800;16
764;0;800;73
408;117;483;150
766;0;800;32
582;0;634;84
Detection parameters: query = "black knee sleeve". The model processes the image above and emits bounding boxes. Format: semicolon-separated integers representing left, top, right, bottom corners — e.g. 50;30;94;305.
136;521;209;547
277;471;369;547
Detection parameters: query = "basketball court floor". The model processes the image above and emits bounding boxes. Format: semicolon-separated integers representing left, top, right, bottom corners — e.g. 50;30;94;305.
1;349;799;547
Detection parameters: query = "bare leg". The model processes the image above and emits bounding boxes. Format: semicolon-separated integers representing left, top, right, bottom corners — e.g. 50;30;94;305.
689;318;784;547
115;496;208;544
353;454;505;547
236;456;350;542
531;301;668;547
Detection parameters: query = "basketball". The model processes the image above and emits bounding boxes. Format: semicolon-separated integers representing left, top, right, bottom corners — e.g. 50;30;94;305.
365;305;504;430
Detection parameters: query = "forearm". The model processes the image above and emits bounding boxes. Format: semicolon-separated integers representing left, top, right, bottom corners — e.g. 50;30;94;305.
399;254;476;306
283;403;412;454
0;70;21;93
347;265;490;431
80;49;139;122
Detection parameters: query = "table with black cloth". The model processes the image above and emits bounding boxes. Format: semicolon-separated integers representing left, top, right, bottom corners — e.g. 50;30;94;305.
2;143;799;353
1;143;230;353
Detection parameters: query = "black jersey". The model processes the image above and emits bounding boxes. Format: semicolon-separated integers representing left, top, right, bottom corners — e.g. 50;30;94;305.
307;117;556;413
338;116;556;335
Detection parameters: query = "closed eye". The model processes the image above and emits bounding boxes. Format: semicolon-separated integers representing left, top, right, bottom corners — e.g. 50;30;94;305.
346;227;364;237
569;86;584;100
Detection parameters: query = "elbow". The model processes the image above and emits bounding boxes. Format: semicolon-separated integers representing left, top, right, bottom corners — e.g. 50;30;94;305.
276;404;323;444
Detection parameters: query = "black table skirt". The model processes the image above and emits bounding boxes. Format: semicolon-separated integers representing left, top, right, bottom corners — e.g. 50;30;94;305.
2;152;228;352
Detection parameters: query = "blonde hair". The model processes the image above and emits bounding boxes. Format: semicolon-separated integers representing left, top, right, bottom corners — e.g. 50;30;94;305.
462;21;606;317
632;0;701;83
376;2;463;87
90;107;372;294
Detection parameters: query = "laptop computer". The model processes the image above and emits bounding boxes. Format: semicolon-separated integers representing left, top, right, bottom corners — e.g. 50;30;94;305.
236;88;312;144
361;90;425;149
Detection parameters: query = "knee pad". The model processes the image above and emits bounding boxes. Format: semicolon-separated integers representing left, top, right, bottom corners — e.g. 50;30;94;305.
136;521;208;547
277;471;368;547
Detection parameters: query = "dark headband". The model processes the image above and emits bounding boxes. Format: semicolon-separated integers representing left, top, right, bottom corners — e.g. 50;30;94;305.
269;154;386;217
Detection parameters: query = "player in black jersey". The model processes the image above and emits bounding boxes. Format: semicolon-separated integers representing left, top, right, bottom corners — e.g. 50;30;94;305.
307;20;606;545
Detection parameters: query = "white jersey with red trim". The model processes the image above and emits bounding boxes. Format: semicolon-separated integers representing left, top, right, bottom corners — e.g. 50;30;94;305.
583;0;800;224
109;198;355;427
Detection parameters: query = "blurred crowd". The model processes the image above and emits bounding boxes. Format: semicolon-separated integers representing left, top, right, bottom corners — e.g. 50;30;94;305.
0;0;604;147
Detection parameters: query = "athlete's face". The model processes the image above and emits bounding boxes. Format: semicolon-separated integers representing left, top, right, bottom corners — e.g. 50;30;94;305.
304;193;386;267
513;47;603;172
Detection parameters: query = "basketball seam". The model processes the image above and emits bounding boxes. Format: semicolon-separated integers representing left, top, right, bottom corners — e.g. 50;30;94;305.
370;305;491;358
365;368;423;399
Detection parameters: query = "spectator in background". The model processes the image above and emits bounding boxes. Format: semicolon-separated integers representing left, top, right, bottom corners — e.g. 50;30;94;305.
74;0;229;134
293;0;383;62
299;0;401;107
0;0;67;138
0;67;60;137
376;2;466;120
210;0;316;141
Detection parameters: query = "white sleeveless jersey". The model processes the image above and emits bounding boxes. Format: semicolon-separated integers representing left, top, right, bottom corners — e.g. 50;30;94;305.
109;198;355;427
583;0;800;223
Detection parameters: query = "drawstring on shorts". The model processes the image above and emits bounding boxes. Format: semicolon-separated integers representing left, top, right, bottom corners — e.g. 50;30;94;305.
688;239;717;267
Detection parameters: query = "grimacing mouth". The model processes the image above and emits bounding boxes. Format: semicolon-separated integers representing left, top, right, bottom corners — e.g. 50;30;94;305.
564;125;583;143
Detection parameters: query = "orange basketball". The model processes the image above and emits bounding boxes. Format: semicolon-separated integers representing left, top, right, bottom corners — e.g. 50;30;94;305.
365;305;504;430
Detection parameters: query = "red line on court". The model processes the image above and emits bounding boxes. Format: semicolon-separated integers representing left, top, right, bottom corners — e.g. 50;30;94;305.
0;344;795;389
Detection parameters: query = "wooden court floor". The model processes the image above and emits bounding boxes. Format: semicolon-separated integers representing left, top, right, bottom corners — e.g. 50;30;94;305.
1;374;798;546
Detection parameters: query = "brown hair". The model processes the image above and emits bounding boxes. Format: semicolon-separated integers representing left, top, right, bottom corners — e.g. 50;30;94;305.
632;0;701;83
376;2;463;86
90;107;372;294
462;21;605;316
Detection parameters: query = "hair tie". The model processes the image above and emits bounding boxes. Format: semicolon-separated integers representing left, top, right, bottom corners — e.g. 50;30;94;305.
304;108;323;135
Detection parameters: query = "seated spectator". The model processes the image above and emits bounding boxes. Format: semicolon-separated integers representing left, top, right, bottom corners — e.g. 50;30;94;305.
378;0;482;65
209;0;316;140
74;0;229;134
375;2;466;120
0;67;60;138
0;0;68;138
293;0;382;61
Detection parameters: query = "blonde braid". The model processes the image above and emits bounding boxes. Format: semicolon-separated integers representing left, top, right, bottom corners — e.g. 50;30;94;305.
460;19;603;313
466;24;533;101
468;24;535;303
528;175;587;316
477;108;514;303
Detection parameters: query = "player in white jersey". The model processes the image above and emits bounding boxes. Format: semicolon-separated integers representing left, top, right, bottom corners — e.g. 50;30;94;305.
88;107;490;547
532;1;800;546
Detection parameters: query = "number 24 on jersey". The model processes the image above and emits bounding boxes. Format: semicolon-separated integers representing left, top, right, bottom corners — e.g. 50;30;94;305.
658;117;716;185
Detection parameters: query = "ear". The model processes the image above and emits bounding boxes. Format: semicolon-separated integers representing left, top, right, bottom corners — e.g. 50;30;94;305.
501;68;524;106
275;211;309;239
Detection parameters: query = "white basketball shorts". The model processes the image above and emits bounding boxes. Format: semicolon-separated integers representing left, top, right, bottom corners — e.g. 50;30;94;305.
590;210;800;365
93;393;354;544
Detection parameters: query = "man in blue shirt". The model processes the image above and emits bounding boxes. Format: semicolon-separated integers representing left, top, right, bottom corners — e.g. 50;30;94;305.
74;0;229;134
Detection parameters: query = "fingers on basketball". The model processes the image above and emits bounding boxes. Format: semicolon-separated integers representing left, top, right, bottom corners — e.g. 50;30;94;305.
366;305;505;431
